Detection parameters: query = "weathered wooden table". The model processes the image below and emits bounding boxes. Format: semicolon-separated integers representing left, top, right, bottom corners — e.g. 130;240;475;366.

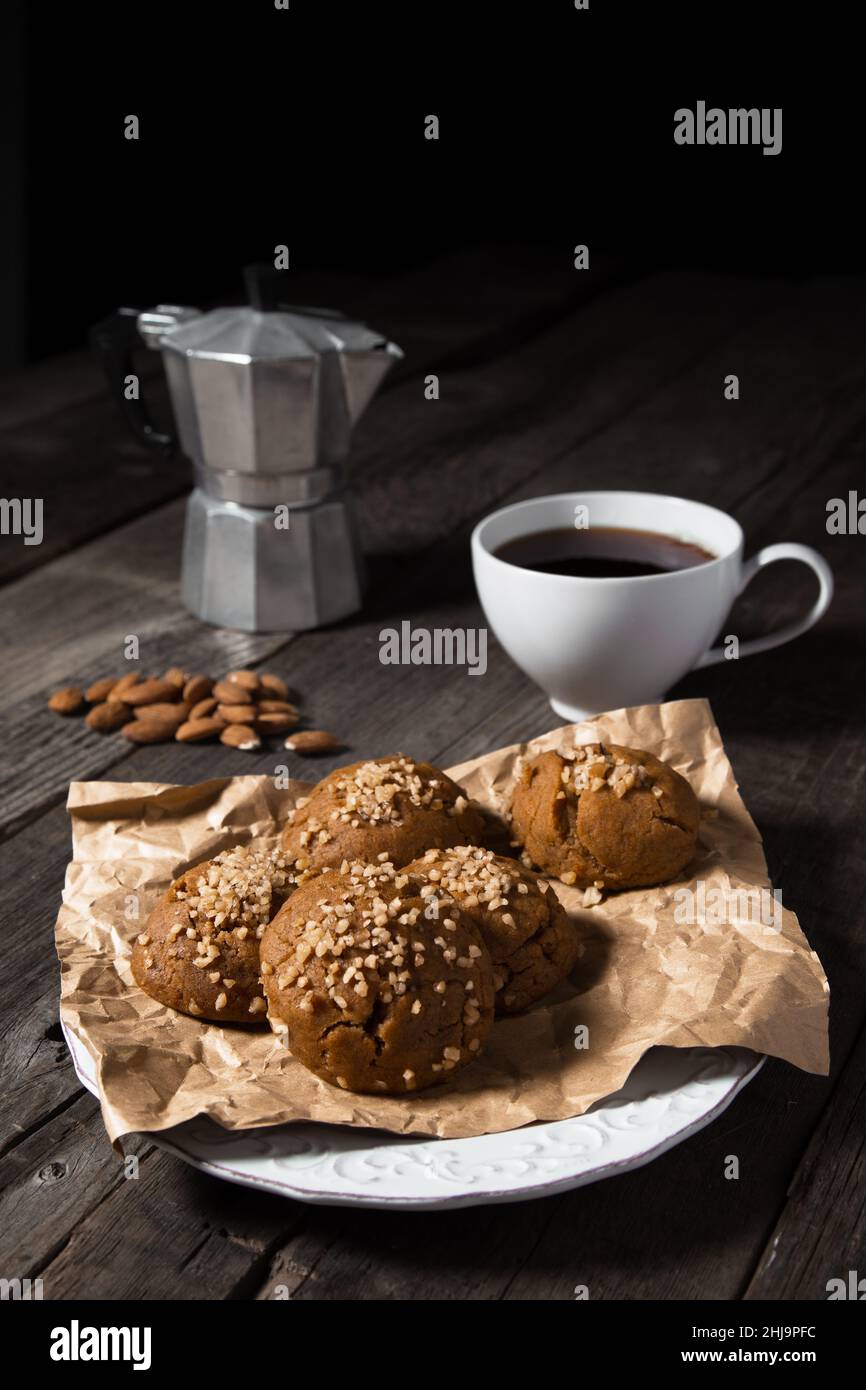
1;249;863;1300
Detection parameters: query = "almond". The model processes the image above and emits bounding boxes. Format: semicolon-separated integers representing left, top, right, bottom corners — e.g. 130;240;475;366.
133;701;189;727
183;674;213;705
190;696;219;720
220;723;262;751
256;699;299;716
48;686;85;715
283;730;341;754
226;669;260;693
175;717;225;743
124;678;181;707
257;710;300;734
212;678;252;705
85;700;131;733
121;716;178;743
111;672;141;699
163;666;189;688
85;677;119;703
259;673;289;701
216;702;258;725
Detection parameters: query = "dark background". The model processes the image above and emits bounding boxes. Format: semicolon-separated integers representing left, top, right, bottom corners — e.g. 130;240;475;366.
1;0;860;370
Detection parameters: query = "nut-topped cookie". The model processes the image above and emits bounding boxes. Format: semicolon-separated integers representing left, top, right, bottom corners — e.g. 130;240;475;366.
261;856;495;1093
405;846;581;1014
510;742;700;892
280;755;485;873
132;844;308;1022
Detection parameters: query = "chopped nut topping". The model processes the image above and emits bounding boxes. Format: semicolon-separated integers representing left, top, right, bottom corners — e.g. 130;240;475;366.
415;846;540;931
277;860;480;1018
568;742;656;798
329;756;461;827
176;843;307;959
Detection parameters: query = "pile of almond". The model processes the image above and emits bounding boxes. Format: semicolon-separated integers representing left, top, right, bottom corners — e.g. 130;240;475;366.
48;668;341;755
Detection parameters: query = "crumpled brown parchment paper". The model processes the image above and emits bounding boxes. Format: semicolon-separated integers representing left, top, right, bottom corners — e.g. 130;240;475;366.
55;698;829;1145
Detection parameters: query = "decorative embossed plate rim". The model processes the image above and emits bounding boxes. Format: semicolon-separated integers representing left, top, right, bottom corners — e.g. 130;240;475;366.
63;1024;764;1209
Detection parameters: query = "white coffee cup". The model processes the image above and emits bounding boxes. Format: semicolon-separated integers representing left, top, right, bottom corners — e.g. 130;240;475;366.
471;491;833;720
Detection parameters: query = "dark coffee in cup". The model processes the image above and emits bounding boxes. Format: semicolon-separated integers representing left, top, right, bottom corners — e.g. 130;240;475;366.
494;526;716;579
473;492;833;720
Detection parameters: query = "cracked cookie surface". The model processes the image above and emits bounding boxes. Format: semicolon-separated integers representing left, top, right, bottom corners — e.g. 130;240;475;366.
405;846;581;1014
261;858;495;1093
280;755;485;872
132;845;304;1022
510;742;700;891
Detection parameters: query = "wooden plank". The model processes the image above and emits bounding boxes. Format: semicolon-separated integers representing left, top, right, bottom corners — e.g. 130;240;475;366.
464;436;866;1301
458;275;866;532
0;273;856;1106
744;1018;866;1301
23;1134;306;1300
2;267;789;699
0;352;111;432
0;251;628;431
352;269;792;554
254;1199;560;1302
5;273;866;1297
0;1093;151;1275
243;289;866;1300
0;800;105;1153
252;461;866;1302
0;270;787;839
255;1064;802;1300
0;374;185;585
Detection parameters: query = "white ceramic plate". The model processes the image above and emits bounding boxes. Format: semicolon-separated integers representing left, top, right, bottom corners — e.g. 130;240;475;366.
63;1024;763;1209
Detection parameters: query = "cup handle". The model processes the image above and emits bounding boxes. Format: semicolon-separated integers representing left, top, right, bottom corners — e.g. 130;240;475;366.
695;543;834;669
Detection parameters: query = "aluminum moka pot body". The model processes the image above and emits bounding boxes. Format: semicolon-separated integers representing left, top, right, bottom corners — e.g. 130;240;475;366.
92;303;402;632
